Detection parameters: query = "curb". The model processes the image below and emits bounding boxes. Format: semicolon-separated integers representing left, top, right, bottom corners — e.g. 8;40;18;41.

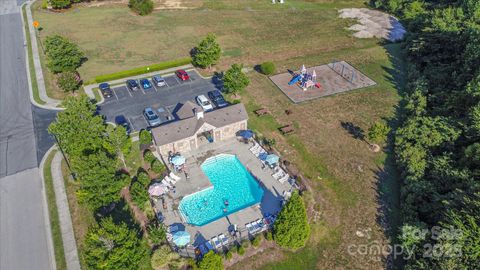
38;145;59;270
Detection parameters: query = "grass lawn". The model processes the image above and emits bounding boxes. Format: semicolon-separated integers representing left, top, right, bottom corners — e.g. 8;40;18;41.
38;0;404;268
42;149;67;269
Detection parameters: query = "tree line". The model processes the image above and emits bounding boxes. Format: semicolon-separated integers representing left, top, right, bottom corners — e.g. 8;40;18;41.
370;0;480;268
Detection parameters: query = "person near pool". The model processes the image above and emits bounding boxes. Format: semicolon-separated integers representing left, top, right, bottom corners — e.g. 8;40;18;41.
224;198;229;206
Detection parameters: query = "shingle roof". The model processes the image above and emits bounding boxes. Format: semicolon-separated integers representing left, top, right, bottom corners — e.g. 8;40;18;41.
151;103;248;146
175;101;203;120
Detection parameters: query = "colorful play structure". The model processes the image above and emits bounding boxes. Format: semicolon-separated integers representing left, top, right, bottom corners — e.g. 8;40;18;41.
288;65;322;91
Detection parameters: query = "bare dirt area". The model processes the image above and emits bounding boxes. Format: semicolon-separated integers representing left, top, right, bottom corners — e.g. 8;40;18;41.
339;8;406;41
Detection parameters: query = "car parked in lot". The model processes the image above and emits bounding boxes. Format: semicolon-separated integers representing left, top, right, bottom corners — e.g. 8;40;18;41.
152;75;166;87
196;95;213;111
175;69;190;81
99;83;113;98
140;78;153;90
208;90;228;108
143;107;162;127
115;115;132;134
127;79;139;91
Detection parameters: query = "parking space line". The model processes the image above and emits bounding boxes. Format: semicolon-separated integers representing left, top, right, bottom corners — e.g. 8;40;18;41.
127;88;133;97
140;87;146;95
112;88;119;101
152;85;158;92
127;117;135;131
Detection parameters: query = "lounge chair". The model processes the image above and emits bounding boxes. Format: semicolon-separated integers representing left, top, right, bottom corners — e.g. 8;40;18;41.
272;169;285;179
246;223;253;234
169;172;181;181
211;237;222;249
278;174;290;184
219;234;229;245
249;143;260;152
165;176;177;185
161;179;173;189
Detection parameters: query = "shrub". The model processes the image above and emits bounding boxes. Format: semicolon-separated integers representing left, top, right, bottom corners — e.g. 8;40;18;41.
198;251;223;270
260;61;275;75
368;120;391;144
129;0;154;15
274;191;310;250
148;223;166;245
144;201;155;221
136;171;150;187
225;250;233;260
49;0;71;9
57;71;80;92
41;0;49;9
237;245;245;256
251;236;261;247
241;240;250;249
94;58;191;83
151;245;183;269
130;181;149;210
264;231;273;241
44;35;84;73
139;129;152;145
151;159;165;174
143;150;156;164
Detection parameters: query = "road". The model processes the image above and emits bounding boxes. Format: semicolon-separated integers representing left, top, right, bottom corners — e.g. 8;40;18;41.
0;0;55;269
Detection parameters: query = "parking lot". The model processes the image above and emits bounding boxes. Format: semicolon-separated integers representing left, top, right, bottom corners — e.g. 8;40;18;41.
97;70;222;132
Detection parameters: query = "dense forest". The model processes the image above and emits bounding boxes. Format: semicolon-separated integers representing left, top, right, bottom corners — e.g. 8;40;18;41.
370;0;480;268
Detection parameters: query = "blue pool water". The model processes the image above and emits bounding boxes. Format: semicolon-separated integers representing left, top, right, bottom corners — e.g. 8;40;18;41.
179;154;264;226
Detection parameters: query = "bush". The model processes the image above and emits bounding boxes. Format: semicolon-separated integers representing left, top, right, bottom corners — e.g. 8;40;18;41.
41;0;49;9
136;171;150;187
151;245;183;269
368;120;391;144
260;61;275;75
274;191;310;250
143;150;156;164
198;251;223;270
241;240;250;249
151;159;165;174
49;0;71;9
148;223;166;246
129;0;154;15
264;231;273;241
130;181;149;210
57;71;80;92
251;236;261;247
237;245;245;256
144;201;155;221
44;35;84;73
225;250;233;260
139;129;152;145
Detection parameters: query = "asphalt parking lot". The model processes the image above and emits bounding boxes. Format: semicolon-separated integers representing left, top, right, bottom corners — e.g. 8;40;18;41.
97;70;223;132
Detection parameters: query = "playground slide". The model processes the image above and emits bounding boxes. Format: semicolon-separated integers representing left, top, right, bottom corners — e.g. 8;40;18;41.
288;75;302;85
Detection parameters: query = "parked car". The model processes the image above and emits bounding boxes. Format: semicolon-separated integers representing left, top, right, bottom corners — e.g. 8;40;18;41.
196;95;214;111
140;78;153;90
99;83;113;98
175;69;190;81
152;75;166;87
126;79;139;91
143;107;162;127
115;115;131;135
208;90;228;108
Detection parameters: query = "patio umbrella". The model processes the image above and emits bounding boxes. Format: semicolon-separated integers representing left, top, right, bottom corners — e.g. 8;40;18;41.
171;155;186;166
148;183;168;197
239;130;254;139
172;231;191;246
265;154;280;165
259;152;268;161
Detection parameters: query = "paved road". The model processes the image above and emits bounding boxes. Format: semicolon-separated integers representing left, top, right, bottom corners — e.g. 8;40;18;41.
0;0;55;269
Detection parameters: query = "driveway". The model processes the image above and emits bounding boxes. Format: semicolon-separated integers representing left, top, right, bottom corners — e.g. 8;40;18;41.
98;70;222;131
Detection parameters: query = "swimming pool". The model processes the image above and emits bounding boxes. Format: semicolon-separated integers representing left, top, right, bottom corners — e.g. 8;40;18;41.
179;154;264;226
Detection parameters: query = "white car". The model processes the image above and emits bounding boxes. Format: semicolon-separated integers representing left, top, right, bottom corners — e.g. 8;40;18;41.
196;95;213;111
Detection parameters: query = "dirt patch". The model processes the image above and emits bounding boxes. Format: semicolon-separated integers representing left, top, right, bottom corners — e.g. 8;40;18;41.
339;8;406;42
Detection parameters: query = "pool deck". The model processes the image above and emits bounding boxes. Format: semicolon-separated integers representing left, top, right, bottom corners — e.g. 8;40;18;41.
153;138;294;251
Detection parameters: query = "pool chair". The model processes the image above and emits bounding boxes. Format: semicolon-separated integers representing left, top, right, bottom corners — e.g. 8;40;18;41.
165;176;177;185
246;223;254;234
168;225;178;233
219;234;229;246
272;169;285;180
278;174;290;184
257;219;266;231
249;143;260;152
211;237;222;249
161;179;173;189
169;172;181;181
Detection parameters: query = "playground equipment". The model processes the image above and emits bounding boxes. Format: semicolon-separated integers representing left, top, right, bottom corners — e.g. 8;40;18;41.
288;65;322;91
329;60;356;83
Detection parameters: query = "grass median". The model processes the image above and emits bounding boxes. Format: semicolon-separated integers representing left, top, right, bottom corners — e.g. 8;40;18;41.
42;149;67;270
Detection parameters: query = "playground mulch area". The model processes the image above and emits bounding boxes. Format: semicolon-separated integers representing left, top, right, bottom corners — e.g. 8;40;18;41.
269;61;376;103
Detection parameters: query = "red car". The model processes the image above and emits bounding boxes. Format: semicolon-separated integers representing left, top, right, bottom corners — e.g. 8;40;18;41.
175;69;190;81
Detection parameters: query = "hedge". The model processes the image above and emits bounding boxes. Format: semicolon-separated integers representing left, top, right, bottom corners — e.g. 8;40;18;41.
94;57;192;83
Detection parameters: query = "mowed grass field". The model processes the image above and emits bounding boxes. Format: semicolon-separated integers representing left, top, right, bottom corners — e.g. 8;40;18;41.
34;0;404;269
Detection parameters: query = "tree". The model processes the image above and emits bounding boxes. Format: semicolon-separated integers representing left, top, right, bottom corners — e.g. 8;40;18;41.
143;150;156;164
198;251;223;270
105;125;131;168
130;181;149;210
367;120;390;144
273;191;310;250
223;63;250;94
260;61;275;75
139;129;152;145
147;223;166;246
57;71;81;92
151;159;165;174
84;217;147;270
49;0;71;9
44;35;84;73
151;245;184;269
128;0;153;16
192;33;222;69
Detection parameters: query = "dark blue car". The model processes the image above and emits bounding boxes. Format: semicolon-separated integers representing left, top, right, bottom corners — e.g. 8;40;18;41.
140;78;153;90
208;90;228;108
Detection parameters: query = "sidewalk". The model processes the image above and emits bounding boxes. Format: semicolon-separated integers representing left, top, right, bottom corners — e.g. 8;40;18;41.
51;151;81;270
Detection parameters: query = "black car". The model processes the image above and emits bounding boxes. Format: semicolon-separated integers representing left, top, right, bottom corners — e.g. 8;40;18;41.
208;90;228;108
115;115;131;135
126;79;139;91
99;83;113;98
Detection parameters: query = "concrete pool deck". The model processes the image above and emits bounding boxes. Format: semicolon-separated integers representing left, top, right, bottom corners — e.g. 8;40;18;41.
153;138;294;250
